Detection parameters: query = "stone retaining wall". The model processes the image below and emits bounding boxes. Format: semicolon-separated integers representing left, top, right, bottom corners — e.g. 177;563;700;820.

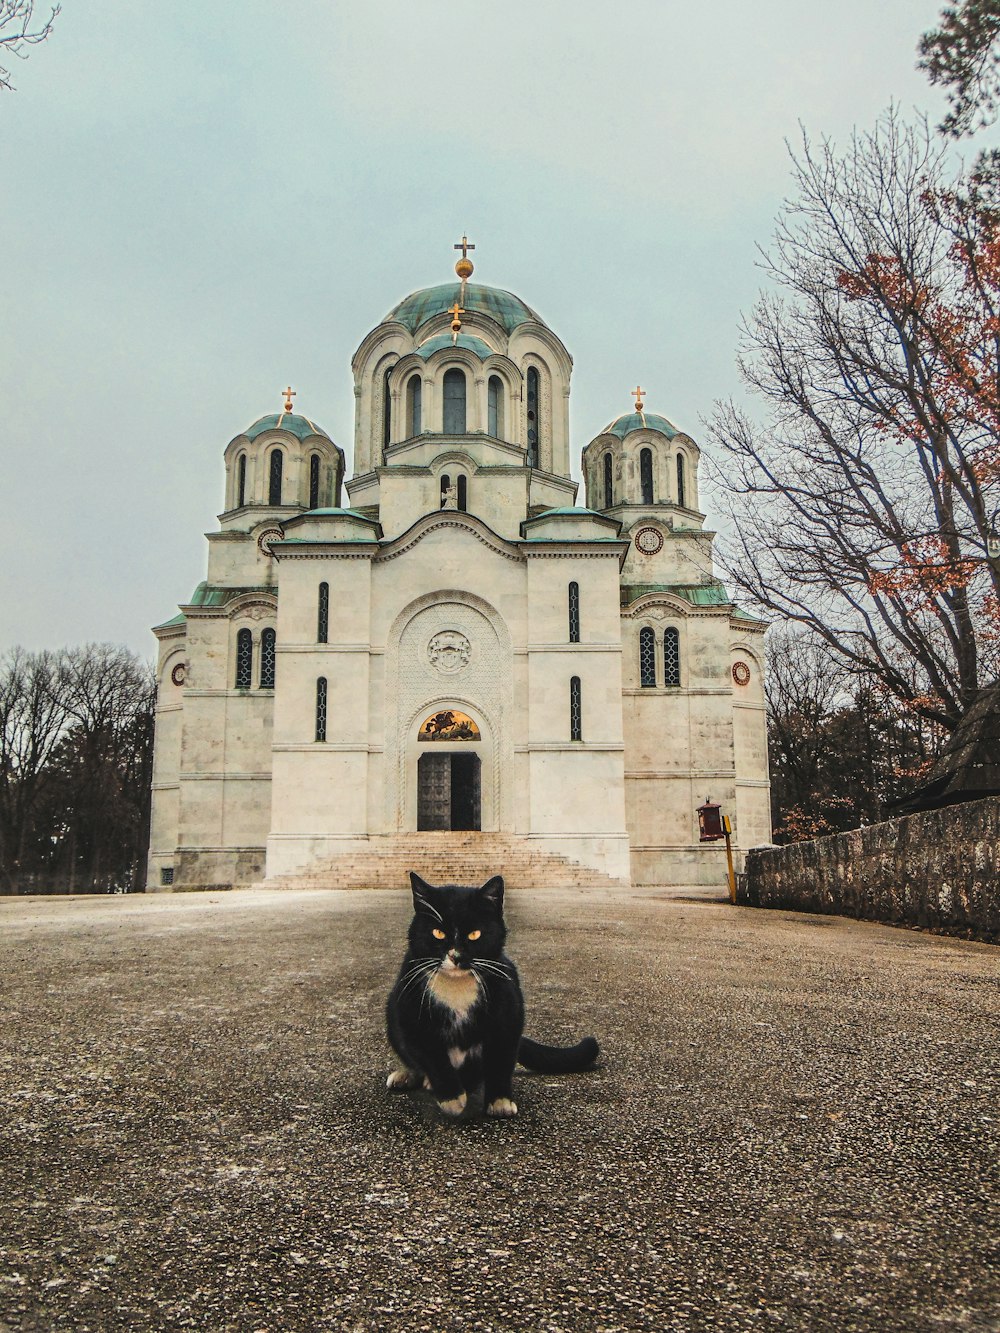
742;797;1000;944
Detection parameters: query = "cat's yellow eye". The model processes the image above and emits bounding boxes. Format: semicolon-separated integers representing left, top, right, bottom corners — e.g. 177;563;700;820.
467;930;481;941
432;928;446;940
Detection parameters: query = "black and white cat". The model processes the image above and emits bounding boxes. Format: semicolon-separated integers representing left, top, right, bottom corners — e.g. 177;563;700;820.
385;872;599;1118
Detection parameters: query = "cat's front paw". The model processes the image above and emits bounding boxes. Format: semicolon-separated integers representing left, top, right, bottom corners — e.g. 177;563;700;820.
437;1093;468;1117
486;1097;518;1118
386;1068;420;1091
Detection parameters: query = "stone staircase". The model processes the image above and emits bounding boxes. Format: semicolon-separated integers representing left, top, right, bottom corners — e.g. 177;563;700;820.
254;832;629;892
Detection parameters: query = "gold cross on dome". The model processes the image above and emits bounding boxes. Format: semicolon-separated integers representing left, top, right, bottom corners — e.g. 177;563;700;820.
282;385;296;413
454;235;476;260
448;300;464;344
632;385;645;412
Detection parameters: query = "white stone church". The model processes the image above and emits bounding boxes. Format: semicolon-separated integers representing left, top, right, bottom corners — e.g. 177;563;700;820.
148;246;770;892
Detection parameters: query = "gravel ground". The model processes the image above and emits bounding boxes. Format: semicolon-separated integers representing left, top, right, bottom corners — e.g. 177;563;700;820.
0;886;997;1333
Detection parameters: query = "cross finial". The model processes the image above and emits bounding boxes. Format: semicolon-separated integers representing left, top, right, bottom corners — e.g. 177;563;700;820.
283;385;296;413
454;234;476;283
632;384;645;412
448;301;464;343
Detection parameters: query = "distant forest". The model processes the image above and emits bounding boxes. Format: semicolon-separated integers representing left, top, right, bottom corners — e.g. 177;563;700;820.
0;645;155;894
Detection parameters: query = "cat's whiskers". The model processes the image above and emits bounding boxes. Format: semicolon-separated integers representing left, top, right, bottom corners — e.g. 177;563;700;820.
413;894;443;924
397;958;438;1000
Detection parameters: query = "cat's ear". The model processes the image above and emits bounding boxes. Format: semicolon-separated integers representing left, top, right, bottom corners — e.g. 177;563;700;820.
409;872;441;919
478;875;504;913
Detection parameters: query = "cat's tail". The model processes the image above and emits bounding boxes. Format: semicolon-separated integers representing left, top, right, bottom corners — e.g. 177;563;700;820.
517;1035;600;1074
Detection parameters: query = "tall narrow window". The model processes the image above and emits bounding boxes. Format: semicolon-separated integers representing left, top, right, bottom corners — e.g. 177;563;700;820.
570;676;582;741
407;374;422;435
443;368;467;433
237;454;247;507
526;367;540;467
260;628;276;688
268;450;283;506
309;453;320;510
383;367;393;455
235;629;253;689
664;628;681;686
315;677;328;742
317;582;329;643
640;448;654;505
488;375;504;438
568;582;580;643
440;473;451;508
639;627;656;687
676;454;686;508
457;475;468;511
603;453;614;508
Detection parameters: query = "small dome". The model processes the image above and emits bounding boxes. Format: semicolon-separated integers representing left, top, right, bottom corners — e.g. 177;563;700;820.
414;332;496;361
386;282;543;335
602;410;679;440
242;412;331;442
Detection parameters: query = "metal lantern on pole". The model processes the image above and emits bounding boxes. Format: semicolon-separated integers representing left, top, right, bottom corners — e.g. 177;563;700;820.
696;797;737;904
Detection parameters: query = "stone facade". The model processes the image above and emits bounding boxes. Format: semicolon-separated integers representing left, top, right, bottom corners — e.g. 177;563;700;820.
147;270;770;891
743;797;1000;943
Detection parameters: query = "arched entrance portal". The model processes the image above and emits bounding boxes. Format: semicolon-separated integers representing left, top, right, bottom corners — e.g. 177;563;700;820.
416;709;482;831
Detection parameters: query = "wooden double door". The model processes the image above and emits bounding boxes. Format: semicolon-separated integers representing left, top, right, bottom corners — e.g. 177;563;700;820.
417;752;481;831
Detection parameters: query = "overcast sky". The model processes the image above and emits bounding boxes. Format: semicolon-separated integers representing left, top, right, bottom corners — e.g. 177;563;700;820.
2;1;949;658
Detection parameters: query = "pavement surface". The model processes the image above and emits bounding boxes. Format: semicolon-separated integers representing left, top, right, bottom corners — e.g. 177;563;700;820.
0;885;997;1333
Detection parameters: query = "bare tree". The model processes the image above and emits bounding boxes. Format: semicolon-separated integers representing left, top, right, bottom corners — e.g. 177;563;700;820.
0;644;155;893
0;648;65;889
0;1;59;92
765;625;945;841
707;111;1000;732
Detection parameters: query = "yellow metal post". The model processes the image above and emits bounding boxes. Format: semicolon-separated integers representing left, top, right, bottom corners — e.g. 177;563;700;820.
722;815;736;904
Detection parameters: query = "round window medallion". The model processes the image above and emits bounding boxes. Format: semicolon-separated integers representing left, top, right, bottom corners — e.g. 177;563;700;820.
427;630;472;675
170;663;186;686
732;661;751;687
257;527;283;556
634;526;663;555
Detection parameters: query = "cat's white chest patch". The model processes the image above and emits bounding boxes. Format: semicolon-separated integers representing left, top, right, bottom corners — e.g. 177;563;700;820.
427;969;480;1021
448;1043;483;1068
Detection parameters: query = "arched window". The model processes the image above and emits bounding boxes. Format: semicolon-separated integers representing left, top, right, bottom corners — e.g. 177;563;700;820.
457;475;468;511
488;375;504;438
603;453;614;509
382;366;393;455
664;628;681;687
407;374;422;435
676;454;686;509
309;454;320;510
237;454;247;508
639;628;656;687
260;628;276;688
317;582;329;643
640;448;654;505
526;367;540;467
443;368;467;434
570;676;582;741
315;677;328;741
268;450;283;506
235;629;253;689
568;582;580;643
440;473;451;508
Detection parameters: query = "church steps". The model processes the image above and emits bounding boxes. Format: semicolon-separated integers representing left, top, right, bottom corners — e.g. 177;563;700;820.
253;834;628;893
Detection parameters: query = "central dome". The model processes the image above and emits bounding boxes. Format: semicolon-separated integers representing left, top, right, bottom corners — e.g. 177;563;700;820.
386;282;543;334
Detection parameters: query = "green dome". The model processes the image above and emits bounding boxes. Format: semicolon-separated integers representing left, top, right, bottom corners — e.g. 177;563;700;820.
415;332;495;361
386;282;543;334
603;410;679;440
243;412;331;442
